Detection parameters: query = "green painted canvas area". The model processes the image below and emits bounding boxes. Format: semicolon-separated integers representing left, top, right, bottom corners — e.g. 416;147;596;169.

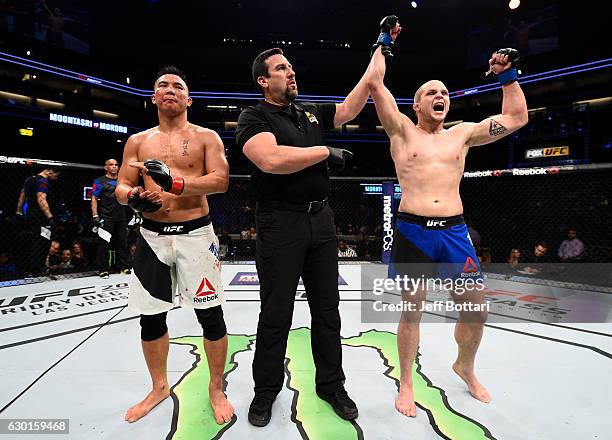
170;334;255;440
168;330;491;439
343;330;492;440
286;328;360;440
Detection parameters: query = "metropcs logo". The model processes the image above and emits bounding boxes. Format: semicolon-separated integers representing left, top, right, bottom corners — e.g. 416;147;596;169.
426;220;446;227
382;195;394;251
525;146;570;159
194;277;219;303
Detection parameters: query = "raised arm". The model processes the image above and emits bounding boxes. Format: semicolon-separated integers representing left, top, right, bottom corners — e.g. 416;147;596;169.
333;68;370;127
243;132;329;174
465;50;529;147
366;19;412;139
334;16;401;126
366;48;406;138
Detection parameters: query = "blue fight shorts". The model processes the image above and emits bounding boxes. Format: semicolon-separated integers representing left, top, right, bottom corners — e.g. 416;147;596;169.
388;212;484;284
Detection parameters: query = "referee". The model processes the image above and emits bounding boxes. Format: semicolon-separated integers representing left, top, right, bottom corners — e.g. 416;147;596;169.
236;47;370;426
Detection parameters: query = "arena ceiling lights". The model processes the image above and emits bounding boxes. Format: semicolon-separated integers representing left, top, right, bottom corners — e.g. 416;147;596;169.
1;50;610;105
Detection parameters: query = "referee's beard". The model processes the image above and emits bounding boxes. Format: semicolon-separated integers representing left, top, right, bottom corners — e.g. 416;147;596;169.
285;89;297;103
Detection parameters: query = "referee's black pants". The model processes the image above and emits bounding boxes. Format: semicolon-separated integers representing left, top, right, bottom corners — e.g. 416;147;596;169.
95;217;129;271
253;204;345;399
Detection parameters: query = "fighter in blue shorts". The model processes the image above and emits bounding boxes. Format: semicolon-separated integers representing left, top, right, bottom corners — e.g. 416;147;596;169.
367;16;528;416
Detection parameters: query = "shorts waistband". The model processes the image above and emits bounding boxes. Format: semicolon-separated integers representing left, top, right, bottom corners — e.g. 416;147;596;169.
397;212;464;229
142;215;211;235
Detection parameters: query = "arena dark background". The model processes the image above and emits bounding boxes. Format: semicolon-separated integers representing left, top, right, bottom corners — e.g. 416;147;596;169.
1;0;610;170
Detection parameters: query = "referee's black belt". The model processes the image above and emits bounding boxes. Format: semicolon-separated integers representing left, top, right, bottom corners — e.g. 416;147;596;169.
257;197;328;214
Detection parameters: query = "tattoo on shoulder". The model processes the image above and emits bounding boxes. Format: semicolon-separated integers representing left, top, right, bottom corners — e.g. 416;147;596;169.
182;139;189;156
489;119;508;136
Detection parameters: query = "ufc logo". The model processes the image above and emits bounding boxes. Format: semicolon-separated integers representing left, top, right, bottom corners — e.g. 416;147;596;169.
426;220;446;227
163;226;183;232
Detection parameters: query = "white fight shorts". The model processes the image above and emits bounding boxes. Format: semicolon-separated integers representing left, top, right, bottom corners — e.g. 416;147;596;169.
128;215;224;315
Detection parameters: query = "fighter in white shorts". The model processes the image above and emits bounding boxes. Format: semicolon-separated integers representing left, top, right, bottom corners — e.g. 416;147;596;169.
116;66;232;425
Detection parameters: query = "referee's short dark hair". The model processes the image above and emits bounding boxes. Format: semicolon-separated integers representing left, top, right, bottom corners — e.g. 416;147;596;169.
252;48;284;93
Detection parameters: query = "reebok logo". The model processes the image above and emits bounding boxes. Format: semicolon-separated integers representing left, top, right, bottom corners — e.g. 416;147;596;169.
426;220;446;227
194;278;219;303
195;278;215;296
163;225;183;233
463;256;478;273
512;167;546;176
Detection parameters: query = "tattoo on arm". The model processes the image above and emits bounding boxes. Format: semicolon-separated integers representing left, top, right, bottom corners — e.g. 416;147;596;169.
489;119;508;136
182;139;189;156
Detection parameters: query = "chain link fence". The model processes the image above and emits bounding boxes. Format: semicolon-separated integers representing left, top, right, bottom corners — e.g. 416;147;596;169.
0;157;139;285
1;157;611;288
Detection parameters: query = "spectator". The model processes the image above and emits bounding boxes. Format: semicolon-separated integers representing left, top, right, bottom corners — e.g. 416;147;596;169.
71;241;88;271
338;240;357;258
506;248;522;272
45;240;61;271
219;228;233;247
0;253;17;278
241;227;250;240
218;228;234;260
558;228;584;262
355;233;369;258
51;249;74;274
520;242;554;276
477;247;492;271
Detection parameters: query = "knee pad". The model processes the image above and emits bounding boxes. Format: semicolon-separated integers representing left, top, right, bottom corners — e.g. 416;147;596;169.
140;312;168;341
194;306;226;341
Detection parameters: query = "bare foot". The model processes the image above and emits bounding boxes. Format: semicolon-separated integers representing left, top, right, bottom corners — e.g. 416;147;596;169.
209;387;234;424
124;388;170;423
452;362;491;403
395;383;417;417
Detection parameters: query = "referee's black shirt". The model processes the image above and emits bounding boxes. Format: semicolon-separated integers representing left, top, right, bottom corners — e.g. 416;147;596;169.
236;100;336;204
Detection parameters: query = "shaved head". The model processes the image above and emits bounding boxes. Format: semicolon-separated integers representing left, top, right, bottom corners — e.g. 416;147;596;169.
414;80;447;103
